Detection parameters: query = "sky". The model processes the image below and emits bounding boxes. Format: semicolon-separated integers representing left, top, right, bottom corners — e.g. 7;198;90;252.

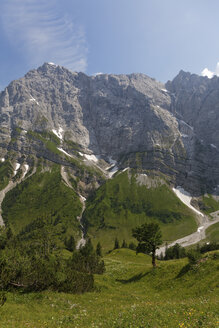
1;0;219;90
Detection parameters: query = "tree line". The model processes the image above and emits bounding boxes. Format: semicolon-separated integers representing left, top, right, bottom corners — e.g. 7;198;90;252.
0;223;105;294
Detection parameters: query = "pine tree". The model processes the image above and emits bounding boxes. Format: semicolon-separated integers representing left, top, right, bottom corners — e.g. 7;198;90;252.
122;239;127;248
132;223;162;268
114;237;120;249
128;242;136;250
96;242;102;257
65;235;76;252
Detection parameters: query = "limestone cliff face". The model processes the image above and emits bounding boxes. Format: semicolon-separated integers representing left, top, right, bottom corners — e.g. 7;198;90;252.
0;63;219;195
166;71;219;194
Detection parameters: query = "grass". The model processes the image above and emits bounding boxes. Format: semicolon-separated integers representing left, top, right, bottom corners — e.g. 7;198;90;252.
206;222;219;243
2;164;82;240
85;171;198;251
0;160;13;191
201;194;219;214
0;248;218;327
27;130;62;156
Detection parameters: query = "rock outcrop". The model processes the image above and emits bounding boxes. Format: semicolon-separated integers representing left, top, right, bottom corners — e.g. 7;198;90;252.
0;63;219;195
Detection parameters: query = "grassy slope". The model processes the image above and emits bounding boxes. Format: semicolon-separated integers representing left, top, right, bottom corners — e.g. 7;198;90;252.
85;171;198;251
0;248;218;328
206;222;219;242
201;194;219;214
0;160;13;191
2;165;82;239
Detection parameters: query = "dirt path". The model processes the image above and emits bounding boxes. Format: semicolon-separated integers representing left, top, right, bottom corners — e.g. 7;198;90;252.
156;213;219;256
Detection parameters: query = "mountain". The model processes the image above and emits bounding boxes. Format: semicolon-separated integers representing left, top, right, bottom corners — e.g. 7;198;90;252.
0;63;219;249
1;63;219;194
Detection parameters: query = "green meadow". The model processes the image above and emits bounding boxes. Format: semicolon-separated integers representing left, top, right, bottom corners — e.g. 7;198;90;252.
2;165;82;240
85;171;198;251
206;222;219;243
0;248;218;328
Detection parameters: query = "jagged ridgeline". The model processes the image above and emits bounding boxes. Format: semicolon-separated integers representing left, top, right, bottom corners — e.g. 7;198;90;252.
0;62;219;254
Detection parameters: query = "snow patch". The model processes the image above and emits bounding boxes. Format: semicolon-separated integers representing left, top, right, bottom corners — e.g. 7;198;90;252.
57;147;73;158
84;154;99;163
122;167;129;172
181;134;189;138
172;186;204;217
108;166;118;178
29;95;39;105
0;158;5;162
48;62;57;66
14;163;21;176
84;154;99;162
210;144;217;149
161;88;168;93
197;226;204;233
77;152;99;163
52;127;64;140
93;72;103;76
23;164;29;178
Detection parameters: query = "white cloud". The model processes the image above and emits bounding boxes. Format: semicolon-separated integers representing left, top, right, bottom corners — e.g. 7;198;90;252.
201;68;214;79
201;62;219;79
215;62;219;76
1;0;88;72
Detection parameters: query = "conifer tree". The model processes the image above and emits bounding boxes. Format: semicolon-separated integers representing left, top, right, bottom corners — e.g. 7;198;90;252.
96;242;102;257
65;235;76;252
132;223;162;268
114;237;120;249
122;239;127;248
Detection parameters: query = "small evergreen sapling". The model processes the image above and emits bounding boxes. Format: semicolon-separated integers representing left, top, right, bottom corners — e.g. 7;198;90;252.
114;237;120;249
122;239;127;248
96;242;102;257
64;235;76;252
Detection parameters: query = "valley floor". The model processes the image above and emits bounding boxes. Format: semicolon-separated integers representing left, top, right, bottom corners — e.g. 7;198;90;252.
0;249;218;328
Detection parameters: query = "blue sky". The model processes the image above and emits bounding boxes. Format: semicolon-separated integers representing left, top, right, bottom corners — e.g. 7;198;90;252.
0;0;219;89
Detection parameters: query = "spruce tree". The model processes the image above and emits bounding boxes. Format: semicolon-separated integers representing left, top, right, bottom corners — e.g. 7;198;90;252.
114;237;120;249
96;242;102;257
65;235;76;252
122;239;127;248
132;223;162;268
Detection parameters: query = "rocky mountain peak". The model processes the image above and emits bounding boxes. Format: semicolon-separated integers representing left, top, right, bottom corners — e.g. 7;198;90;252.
0;64;219;195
